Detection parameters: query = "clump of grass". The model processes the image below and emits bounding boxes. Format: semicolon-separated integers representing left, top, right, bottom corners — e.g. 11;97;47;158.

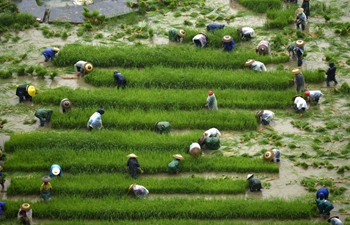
23;119;36;125
337;165;350;174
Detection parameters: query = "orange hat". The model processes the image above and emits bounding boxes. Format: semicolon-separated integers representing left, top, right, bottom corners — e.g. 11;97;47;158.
208;90;214;96
304;91;310;96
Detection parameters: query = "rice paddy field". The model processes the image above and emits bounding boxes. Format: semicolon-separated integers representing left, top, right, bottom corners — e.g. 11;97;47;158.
1;0;350;224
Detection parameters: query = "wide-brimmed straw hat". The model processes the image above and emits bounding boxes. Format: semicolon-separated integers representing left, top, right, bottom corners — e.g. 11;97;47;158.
258;45;268;53
291;68;300;74
62;99;71;108
52;47;60;52
245;59;255;66
127;153;138;158
84;63;94;72
255;110;264;118
263;150;275;161
247;174;254;180
21;203;31;211
327;215;339;222
295;40;305;47
222;35;233;43
27;85;36;97
128;183;135;191
0;150;2;157
173;154;184;160
0;165;2;171
177;29;186;37
52;167;61;175
296;8;304;15
41;175;52;182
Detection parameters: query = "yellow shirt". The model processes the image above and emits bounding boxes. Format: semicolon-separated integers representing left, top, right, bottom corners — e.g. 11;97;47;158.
40;182;52;191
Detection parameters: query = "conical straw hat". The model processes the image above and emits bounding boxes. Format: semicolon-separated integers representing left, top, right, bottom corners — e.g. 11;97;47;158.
263;150;275;161
222;35;233;43
127;153;138;158
245;59;255;66
21;203;31;211
173;154;184;160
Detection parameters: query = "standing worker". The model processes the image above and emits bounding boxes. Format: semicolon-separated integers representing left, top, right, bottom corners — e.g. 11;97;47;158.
222;35;236;52
168;28;186;43
316;199;334;219
292;68;305;92
256;40;270;55
50;164;62;178
154;121;172;134
295;8;307;31
42;47;60;62
245;59;267;72
189;142;202;157
255;110;274;126
128;184;149;199
167;154;184;174
305;90;323;104
60;98;72;113
294;40;305;67
316;187;329;200
301;0;310;19
0;166;5;192
126;153;144;179
192;33;208;48
16;84;36;103
34;109;53;127
326;62;338;87
205;90;218;110
87;108;104;131
237;27;255;41
74;60;93;77
328;216;344;225
18;203;33;225
40;176;52;201
247;174;262;192
113;70;127;89
263;149;281;163
293;95;308;113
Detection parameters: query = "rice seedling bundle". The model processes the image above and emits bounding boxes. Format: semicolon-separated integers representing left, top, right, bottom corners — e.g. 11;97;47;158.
6;197;315;220
8;173;248;196
238;0;282;13
265;7;296;29
84;67;292;90
33;87;295;110
4;148;279;173
53;44;289;69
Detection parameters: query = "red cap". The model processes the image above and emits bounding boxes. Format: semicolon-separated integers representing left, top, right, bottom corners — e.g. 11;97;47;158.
304;91;310;96
208;90;214;96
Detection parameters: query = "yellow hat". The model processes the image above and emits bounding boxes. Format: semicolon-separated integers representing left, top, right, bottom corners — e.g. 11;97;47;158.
177;29;186;37
245;59;255;66
52;47;60;52
128;183;135;191
291;68;300;74
127;153;138;158
222;35;233;43
295;40;305;47
21;203;31;211
27;85;36;97
263;150;275;162
173;154;184;160
84;63;94;73
296;8;304;15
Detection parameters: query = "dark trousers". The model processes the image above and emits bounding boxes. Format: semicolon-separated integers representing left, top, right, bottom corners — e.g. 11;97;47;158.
194;39;201;47
326;76;337;86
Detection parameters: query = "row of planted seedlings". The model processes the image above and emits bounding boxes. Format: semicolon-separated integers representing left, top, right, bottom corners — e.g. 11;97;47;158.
83;66;326;89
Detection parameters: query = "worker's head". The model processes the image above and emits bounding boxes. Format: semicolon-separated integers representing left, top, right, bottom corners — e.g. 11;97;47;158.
237;28;242;34
329;62;334;67
41;175;51;183
127;153;138;158
97;108;105;115
292;95;302;101
245;59;255;67
52;47;60;52
295;40;305;47
84;63;94;73
222;35;233;43
263;150;275;162
255;110;264;118
208;90;214;96
21;203;31;212
247;174;254;180
304;91;310;96
296;7;304;15
173;154;184;161
177;29;186;37
327;216;339;223
291;68;300;75
128;183;136;192
27;85;36;97
51;167;61;176
114;70;119;74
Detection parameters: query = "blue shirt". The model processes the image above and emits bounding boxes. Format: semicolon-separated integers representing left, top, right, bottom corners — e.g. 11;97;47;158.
42;48;57;60
0;202;5;215
222;40;236;52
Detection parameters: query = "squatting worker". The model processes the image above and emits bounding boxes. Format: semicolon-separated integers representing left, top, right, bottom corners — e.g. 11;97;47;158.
237;27;255;41
198;134;220;150
42;47;60;62
204;128;221;137
155;121;172;134
205;90;218;110
315;199;334;219
293;95;308;113
113;70;127;89
34;109;53;127
256;40;270;55
291;68;305;92
126;153;144;179
247;174;262;192
192;33;208;48
87;108;104;131
255;110;274;126
16;84;36;103
263;149;281;163
189;142;202;157
245;59;267;72
167;154;184;174
40;176;52;201
74;60;93;77
60;98;72;113
50;164;62;178
222;35;236;52
18;203;33;225
168;28;185;43
128;183;149;199
305;90;323;104
328;216;344;225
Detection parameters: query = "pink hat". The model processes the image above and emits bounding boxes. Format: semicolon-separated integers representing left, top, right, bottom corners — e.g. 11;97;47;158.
208;90;214;96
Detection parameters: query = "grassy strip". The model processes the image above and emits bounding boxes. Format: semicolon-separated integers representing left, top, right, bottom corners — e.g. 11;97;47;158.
33;87;296;110
8;173;247;196
2;197;315;220
48;108;258;130
4;130;200;153
84;67;292;89
265;7;296;29
4;149;279;173
53;44;289;69
238;0;282;13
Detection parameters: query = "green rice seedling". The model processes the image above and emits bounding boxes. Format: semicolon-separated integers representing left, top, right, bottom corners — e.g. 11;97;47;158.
0;70;12;79
341;143;350;155
337;165;350;174
325;121;341;129
265;8;295;29
173;11;182;17
238;0;282;13
61;30;68;40
288;142;299;149
315;127;326;132
94;33;104;39
16;66;26;76
299;152;312;159
25;66;35;74
23;119;36;125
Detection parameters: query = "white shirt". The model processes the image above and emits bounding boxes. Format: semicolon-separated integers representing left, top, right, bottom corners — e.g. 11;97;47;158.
242;27;255;36
204;128;221;137
189;143;201;153
250;61;267;72
261;110;274;122
272;149;280;162
294;97;307;110
309;90;323;99
192;34;207;48
87;112;103;130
